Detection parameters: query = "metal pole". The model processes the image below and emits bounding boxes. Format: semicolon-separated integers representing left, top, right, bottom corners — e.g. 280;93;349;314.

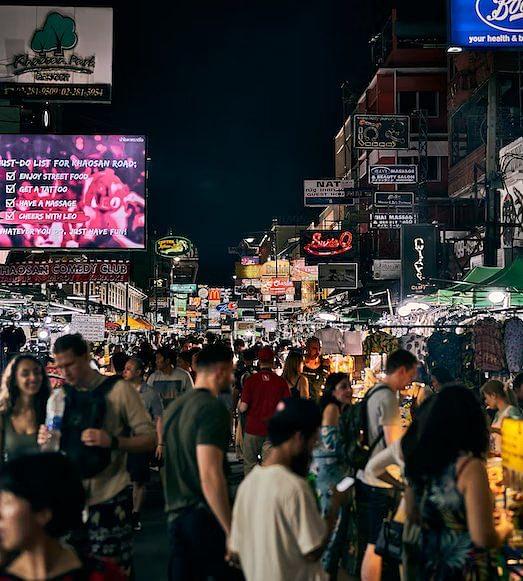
485;75;499;267
125;283;129;330
85;282;89;314
273;219;279;338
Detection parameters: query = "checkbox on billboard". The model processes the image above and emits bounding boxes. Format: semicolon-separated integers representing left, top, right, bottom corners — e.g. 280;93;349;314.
5;199;15;208
6;184;15;194
6;172;15;181
5;211;14;220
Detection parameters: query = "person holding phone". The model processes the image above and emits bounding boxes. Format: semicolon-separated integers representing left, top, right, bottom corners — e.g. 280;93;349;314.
310;373;353;579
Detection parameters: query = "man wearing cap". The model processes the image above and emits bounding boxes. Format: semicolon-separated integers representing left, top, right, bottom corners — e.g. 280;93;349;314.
230;398;342;580
239;346;290;475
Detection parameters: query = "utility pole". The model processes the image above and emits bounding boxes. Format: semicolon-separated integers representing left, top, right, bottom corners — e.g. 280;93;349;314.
484;74;500;266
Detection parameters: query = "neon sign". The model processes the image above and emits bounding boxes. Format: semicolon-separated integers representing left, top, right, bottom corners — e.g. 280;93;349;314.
303;231;353;257
413;237;425;282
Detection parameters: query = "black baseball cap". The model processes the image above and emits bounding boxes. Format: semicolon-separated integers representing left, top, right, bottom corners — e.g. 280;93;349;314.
267;398;322;446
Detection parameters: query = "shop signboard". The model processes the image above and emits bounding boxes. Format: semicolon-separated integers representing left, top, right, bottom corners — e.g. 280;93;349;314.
318;263;358;289
0;259;129;284
291;258;318;281
369;165;418;185
300;230;357;266
154;296;170;309
240;256;260;265
373;259;402;280
260;259;290;278
371;212;417;229
216;302;237;315
0;134;146;249
235;263;261;279
449;0;523;49
208;288;222;302
70;313;105;342
0;6;113;102
374;192;415;207
260;278;295;296
354;115;410;150
304;179;356;207
170;283;196;294
156;236;194;259
171;296;187;317
401;224;438;297
501;418;523;473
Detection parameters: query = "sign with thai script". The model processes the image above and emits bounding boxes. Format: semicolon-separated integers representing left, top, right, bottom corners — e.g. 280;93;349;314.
300;230;357;265
0;259;129;284
369;165;418;185
371;212;417;229
450;0;523;48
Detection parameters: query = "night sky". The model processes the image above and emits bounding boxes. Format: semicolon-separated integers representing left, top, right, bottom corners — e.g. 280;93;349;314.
66;0;434;284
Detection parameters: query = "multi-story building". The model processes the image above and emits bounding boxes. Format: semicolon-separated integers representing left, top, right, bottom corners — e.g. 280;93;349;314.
71;281;147;317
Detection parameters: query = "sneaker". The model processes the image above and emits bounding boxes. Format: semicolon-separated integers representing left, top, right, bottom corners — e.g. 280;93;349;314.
132;512;142;532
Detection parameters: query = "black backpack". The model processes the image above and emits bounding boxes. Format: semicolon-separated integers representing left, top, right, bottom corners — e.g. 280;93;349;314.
60;376;120;479
340;384;390;474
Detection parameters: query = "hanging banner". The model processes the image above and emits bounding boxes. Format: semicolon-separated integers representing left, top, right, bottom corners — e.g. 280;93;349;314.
0;259;129;284
401;224;438;297
369;165;418;185
354;115;410;150
374;192;415;207
0;6;113;102
449;0;523;49
304;179;356;207
300;230;358;266
260;260;290;278
318;263;358;289
371;212;417;229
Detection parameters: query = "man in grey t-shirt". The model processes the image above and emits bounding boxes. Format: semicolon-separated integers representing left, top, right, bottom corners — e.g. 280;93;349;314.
356;349;417;580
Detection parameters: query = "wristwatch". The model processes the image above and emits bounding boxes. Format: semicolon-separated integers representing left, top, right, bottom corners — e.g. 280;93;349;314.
110;435;120;450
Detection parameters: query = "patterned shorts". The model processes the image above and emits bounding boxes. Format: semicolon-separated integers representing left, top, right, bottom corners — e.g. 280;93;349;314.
85;487;134;574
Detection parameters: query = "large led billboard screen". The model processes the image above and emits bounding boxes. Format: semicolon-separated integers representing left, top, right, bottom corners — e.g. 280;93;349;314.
0;135;146;250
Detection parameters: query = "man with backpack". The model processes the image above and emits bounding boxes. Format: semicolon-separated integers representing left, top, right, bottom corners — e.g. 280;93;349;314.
39;334;156;574
353;349;417;581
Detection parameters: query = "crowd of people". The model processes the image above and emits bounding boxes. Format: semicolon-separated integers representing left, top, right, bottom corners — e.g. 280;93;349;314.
0;330;519;580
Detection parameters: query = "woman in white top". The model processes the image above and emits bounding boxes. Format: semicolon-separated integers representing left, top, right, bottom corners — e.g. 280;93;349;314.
481;379;522;455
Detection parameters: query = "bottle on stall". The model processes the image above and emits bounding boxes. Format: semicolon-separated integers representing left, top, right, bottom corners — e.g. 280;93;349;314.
41;388;66;452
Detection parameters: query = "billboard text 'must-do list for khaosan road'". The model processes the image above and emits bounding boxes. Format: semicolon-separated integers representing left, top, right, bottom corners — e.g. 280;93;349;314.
0;135;146;250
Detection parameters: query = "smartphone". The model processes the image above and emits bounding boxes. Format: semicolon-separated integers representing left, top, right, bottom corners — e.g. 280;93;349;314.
336;476;355;493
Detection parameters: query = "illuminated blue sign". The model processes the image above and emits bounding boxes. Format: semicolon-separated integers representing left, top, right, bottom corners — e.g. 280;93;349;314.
450;0;523;48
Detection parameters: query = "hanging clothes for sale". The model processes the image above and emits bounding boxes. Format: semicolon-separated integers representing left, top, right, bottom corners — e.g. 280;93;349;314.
473;318;505;372
342;330;363;356
427;331;464;379
504;317;523;374
400;333;428;363
363;331;400;364
314;326;344;355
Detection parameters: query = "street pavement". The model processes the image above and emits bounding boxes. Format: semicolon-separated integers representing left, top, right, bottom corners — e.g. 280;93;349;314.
133;454;244;580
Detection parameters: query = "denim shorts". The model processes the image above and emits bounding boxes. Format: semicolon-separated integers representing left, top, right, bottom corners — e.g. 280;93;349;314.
355;479;396;545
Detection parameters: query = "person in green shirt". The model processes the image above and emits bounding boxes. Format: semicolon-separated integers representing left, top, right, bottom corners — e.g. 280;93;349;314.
163;343;233;581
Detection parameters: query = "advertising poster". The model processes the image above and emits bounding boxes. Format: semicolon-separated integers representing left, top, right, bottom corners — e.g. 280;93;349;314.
401;224;438;297
450;0;523;48
0;6;113;102
70;313;105;342
318;263;358;289
300;230;358;265
0;134;146;249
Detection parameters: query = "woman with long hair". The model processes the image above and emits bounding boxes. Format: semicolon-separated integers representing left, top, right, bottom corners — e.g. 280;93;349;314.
404;384;513;579
310;373;353;579
0;453;124;579
0;354;50;463
481;379;522;455
282;350;309;399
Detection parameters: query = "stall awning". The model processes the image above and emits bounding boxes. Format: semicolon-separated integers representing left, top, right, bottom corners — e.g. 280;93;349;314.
116;316;154;331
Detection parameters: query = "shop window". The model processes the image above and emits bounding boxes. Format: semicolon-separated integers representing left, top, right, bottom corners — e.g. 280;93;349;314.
397;91;439;117
397;92;417;115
